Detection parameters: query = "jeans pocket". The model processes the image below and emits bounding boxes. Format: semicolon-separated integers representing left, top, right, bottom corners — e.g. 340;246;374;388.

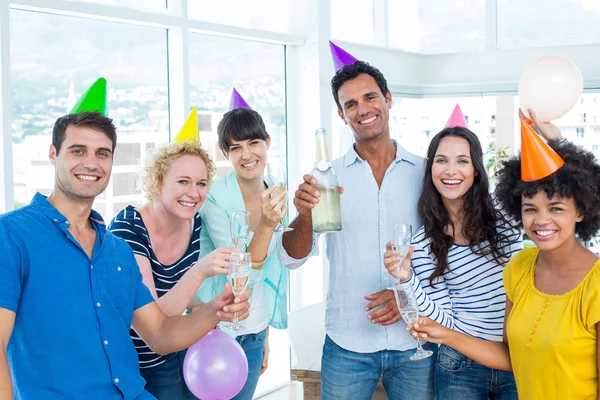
256;328;267;343
436;345;465;373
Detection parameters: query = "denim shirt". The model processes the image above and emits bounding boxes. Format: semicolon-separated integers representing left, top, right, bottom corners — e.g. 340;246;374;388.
279;141;425;353
0;193;155;400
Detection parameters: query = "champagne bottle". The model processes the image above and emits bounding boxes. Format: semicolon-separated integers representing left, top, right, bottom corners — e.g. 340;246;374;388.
311;128;342;233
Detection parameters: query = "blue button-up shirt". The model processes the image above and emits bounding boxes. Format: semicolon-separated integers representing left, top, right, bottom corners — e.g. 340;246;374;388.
280;141;425;353
0;193;155;400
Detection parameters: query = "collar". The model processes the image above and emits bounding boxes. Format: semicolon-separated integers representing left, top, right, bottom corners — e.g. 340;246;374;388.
343;139;420;168
30;192;106;229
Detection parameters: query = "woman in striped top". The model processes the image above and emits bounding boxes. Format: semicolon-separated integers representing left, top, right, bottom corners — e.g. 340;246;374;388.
108;140;239;400
384;127;522;399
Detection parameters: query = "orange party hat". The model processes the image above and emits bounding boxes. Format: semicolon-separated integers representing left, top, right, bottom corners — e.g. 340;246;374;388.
520;119;564;181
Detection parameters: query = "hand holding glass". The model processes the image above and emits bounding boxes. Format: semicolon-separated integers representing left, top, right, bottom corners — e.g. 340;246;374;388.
392;224;412;278
230;211;251;249
393;284;433;360
266;159;293;232
223;251;251;331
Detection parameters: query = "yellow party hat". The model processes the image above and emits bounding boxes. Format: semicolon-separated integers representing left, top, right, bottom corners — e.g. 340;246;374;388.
172;106;199;143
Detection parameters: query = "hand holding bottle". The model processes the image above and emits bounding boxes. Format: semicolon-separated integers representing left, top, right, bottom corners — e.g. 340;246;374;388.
310;128;343;233
292;174;344;218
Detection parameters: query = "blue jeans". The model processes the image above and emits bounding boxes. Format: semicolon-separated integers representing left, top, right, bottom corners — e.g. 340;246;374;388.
321;335;436;400
232;328;267;400
435;345;518;400
140;350;197;400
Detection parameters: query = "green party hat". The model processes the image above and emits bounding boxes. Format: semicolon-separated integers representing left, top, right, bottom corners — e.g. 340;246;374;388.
70;77;107;116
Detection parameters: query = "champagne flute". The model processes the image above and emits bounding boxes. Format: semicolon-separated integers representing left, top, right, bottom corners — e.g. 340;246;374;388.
266;158;293;232
230;211;251;249
393;283;434;360
223;251;251;331
392;223;412;279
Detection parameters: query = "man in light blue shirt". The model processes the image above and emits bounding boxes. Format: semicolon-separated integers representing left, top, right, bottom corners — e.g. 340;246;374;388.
280;61;436;399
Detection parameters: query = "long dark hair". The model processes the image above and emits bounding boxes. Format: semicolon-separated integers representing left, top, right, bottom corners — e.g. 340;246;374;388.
418;127;512;284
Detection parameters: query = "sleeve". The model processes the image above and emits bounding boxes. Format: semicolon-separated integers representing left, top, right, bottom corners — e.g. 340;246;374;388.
502;247;537;304
108;211;151;259
502;260;516;303
128;249;155;310
0;220;25;313
276;232;320;270
401;238;455;329
199;192;235;249
583;266;600;330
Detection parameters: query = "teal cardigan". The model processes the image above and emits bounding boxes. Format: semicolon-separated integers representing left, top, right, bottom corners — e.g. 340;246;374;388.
196;171;289;329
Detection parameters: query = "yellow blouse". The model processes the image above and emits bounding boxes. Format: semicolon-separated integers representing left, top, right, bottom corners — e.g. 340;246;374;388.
503;248;600;399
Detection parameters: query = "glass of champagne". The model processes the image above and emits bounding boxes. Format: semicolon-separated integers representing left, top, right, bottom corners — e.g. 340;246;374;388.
393;283;434;360
230;211;251;249
223;251;251;331
266;158;293;232
392;223;412;279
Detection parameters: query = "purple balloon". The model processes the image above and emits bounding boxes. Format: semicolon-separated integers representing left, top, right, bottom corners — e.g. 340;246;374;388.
183;329;249;400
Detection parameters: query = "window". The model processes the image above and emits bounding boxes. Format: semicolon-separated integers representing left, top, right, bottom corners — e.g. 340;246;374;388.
498;0;600;49
388;0;486;53
330;0;374;44
68;0;166;11
593;145;598;152
188;34;286;178
387;95;496;157
577;127;585;137
10;10;169;219
188;0;293;34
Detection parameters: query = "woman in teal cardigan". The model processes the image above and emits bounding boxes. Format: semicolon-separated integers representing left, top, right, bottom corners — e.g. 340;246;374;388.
197;108;289;400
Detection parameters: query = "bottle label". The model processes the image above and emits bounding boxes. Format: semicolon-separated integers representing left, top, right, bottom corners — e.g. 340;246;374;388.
316;160;329;172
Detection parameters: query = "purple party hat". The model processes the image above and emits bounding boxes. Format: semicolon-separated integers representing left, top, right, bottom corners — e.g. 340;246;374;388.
229;88;252;111
329;40;358;71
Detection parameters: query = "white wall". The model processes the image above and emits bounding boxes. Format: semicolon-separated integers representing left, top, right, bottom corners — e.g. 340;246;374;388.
335;40;600;96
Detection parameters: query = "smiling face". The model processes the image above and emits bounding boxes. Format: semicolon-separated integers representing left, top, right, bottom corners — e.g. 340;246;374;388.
336;73;392;141
431;136;475;205
50;124;113;201
522;191;583;251
158;154;209;220
227;137;270;181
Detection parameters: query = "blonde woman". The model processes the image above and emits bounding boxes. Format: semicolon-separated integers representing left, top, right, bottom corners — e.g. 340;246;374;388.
109;140;238;399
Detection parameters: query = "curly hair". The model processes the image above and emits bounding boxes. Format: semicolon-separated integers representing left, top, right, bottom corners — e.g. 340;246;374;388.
494;140;600;241
418;127;513;284
142;139;216;202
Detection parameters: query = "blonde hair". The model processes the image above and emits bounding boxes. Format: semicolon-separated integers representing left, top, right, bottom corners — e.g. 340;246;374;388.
142;139;216;202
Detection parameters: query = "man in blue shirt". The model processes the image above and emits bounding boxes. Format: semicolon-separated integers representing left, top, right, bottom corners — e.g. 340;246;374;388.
0;111;250;399
280;61;436;399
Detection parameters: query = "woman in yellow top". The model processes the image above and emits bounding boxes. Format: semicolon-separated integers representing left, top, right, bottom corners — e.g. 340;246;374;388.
409;113;600;399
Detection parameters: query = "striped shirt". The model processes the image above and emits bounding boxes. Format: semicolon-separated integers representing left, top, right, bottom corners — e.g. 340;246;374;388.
108;205;202;369
403;223;523;342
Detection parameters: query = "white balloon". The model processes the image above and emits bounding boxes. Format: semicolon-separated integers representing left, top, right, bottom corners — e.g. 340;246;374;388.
518;55;583;122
